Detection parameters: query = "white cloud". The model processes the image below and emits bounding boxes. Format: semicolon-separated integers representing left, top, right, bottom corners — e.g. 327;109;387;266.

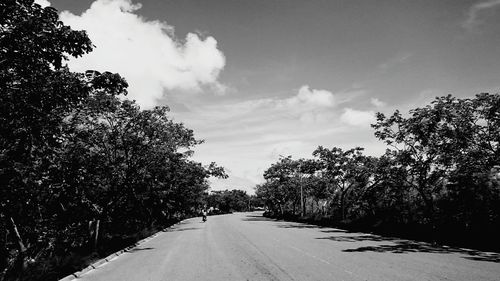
187;85;337;126
463;0;500;31
340;108;376;127
281;85;336;108
34;0;51;7
172;84;382;190
370;97;386;108
208;174;258;194
60;0;226;108
274;85;337;124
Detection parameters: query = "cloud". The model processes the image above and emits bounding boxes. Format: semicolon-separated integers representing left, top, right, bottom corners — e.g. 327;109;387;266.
59;0;226;108
463;0;500;31
340;108;376;127
172;84;380;189
34;0;51;7
186;85;337;125
263;85;336;124
370;97;386;108
208;174;258;194
280;85;336;108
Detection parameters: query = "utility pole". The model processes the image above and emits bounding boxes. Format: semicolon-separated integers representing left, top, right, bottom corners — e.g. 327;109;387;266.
299;161;304;217
300;177;304;217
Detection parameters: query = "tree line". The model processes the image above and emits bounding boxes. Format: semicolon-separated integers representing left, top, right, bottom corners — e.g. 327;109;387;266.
256;93;500;251
206;189;263;214
0;1;226;280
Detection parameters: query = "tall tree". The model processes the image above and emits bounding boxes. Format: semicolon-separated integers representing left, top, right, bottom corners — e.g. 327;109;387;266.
0;1;227;279
0;1;97;279
312;147;375;220
372;94;500;232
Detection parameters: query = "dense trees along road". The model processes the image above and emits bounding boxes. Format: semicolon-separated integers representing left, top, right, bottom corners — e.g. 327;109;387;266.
78;212;499;281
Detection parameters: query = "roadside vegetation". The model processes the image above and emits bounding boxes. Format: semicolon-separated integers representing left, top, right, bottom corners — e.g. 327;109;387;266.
206;189;263;214
0;1;226;280
257;93;500;252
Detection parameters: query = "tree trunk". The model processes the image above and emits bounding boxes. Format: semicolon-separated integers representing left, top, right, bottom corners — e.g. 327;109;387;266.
302;196;306;217
94;219;100;251
1;221;9;279
340;191;346;221
416;185;436;242
4;217;27;281
9;218;26;254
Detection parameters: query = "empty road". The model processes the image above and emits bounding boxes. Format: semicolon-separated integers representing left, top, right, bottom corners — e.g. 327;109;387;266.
78;212;500;281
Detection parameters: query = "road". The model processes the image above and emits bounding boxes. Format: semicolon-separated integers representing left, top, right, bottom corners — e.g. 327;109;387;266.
78;212;500;281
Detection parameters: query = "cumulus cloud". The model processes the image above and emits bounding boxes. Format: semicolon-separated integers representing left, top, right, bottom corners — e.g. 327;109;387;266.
280;85;336;108
463;0;500;31
370;97;386;108
174;84;383;189
34;0;51;7
270;85;336;124
340;108;376;127
193;85;337;125
60;0;226;108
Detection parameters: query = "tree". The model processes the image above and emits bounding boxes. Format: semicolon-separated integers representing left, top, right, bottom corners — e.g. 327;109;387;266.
372;94;500;237
0;1;97;279
258;93;500;250
312;147;376;221
0;1;228;279
262;156;302;215
207;190;250;213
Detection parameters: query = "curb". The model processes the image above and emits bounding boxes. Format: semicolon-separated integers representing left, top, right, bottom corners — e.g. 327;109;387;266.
58;219;186;281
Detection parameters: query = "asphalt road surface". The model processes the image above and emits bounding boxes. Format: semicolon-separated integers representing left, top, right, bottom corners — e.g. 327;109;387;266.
78;212;500;281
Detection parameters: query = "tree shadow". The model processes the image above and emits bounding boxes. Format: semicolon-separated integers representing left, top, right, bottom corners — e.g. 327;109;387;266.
163;221;189;229
261;216;500;263
126;247;154;253
339;240;500;263
317;234;398;242
164;227;201;232
320;229;348;234
241;215;275;222
277;223;326;229
463;255;500;263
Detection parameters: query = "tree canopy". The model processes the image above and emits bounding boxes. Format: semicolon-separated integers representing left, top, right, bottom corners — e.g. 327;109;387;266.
257;93;500;251
0;1;226;280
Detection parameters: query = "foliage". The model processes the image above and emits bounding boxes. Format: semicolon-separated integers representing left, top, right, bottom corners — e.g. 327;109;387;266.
0;1;226;280
257;93;500;250
206;189;251;213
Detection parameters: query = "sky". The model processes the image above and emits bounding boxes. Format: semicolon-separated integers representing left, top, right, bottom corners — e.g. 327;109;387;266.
38;0;500;194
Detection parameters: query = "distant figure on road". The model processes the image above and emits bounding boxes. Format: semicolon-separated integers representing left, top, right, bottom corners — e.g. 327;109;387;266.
202;209;207;222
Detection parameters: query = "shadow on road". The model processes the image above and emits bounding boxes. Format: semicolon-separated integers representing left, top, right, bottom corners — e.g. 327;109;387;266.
320;229;348;233
464;255;500;263
334;239;500;263
317;234;398;242
164;227;201;232
277;223;326;229
126;247;154;253
272;220;500;263
241;215;275;222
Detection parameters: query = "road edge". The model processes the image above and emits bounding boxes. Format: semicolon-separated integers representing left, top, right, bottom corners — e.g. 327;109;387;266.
58;219;186;281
